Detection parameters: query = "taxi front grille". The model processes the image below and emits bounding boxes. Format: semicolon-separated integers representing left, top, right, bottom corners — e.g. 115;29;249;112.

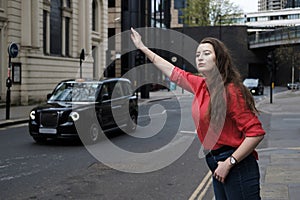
40;112;59;128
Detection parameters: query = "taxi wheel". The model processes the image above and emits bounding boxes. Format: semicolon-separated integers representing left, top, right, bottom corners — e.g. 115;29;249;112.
126;113;137;133
89;122;101;143
82;122;102;144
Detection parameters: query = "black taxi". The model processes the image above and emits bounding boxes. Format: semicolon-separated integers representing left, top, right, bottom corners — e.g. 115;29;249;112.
29;78;138;144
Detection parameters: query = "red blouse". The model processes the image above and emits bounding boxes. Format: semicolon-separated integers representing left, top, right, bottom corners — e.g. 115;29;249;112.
170;67;265;151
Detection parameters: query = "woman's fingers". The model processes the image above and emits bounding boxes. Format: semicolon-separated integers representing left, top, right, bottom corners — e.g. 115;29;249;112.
131;28;139;39
130;27;144;49
130;28;138;43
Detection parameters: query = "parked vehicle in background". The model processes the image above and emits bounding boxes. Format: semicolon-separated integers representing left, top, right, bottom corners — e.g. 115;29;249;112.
243;78;264;95
29;78;138;144
287;82;299;90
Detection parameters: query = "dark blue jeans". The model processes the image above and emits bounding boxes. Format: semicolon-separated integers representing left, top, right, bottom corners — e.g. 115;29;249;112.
205;149;261;200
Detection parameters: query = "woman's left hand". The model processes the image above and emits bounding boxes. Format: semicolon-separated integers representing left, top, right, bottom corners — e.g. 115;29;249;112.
213;159;232;183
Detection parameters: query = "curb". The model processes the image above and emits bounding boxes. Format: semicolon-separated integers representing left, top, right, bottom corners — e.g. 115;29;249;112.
256;90;299;114
0;118;28;128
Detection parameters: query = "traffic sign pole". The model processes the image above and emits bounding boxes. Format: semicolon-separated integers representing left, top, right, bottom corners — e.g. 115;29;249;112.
6;43;18;120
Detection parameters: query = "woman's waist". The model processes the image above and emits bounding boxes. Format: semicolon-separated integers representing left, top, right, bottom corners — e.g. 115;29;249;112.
204;145;236;157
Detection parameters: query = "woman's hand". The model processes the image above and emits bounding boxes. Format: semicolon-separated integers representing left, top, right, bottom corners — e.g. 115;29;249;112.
130;28;146;50
213;159;232;183
130;27;175;78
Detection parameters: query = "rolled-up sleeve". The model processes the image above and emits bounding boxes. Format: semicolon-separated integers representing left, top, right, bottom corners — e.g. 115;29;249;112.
170;67;205;94
227;84;266;137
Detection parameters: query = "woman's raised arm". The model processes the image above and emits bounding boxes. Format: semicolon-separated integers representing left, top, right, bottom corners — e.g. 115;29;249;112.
130;28;175;78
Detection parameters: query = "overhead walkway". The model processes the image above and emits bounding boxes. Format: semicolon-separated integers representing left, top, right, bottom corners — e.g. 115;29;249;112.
248;26;300;49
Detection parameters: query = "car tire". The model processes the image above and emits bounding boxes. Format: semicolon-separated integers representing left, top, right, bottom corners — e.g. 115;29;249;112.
125;113;138;133
82;122;102;144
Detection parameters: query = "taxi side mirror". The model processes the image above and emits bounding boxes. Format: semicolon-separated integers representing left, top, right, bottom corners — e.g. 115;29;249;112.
47;93;52;100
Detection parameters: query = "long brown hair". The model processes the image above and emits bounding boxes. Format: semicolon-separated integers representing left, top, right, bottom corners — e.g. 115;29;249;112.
200;37;258;119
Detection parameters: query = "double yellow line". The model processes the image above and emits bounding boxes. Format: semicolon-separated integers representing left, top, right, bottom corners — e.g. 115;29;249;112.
188;170;213;200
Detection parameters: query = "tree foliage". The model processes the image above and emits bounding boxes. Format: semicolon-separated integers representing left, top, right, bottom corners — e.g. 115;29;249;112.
181;0;210;26
181;0;243;26
273;27;300;82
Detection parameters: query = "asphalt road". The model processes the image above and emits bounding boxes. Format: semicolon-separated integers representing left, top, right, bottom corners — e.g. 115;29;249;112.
0;96;215;200
0;88;286;200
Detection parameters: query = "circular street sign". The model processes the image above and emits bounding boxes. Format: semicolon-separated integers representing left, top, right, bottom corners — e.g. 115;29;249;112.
8;43;19;58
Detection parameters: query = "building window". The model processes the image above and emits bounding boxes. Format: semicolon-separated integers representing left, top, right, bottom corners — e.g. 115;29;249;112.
248;17;258;22
123;0;128;11
50;0;62;56
258;16;269;21
288;14;300;19
174;0;185;9
66;0;71;8
108;0;115;8
43;0;51;55
280;15;288;20
65;17;70;56
92;0;97;31
44;0;72;56
43;10;48;54
62;0;72;57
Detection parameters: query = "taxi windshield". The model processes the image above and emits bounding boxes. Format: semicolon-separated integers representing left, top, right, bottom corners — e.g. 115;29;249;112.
49;82;101;102
243;79;258;87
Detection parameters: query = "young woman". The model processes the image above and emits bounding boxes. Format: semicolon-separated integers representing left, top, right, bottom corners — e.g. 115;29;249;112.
131;28;265;200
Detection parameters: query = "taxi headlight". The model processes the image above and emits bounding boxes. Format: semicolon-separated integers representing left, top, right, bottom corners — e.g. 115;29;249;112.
30;111;35;120
70;112;80;121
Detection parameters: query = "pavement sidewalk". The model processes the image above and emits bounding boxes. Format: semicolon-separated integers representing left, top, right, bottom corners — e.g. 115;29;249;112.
1;86;299;199
256;89;300;200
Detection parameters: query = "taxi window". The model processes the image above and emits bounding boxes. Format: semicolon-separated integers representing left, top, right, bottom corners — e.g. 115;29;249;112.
112;81;124;98
122;82;134;96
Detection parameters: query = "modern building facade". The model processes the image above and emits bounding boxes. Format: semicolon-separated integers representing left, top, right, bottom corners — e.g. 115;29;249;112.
258;0;288;11
246;8;300;27
258;0;300;10
0;0;108;105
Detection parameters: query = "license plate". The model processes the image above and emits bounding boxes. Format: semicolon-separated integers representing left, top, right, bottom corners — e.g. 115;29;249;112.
39;128;57;134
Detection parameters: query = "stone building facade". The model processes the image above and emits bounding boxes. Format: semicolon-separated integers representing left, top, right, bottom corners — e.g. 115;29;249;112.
0;0;108;105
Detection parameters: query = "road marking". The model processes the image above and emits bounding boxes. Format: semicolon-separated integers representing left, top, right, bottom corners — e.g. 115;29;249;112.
283;118;300;122
180;130;197;135
257;147;300;152
189;170;212;200
138;110;166;118
197;176;212;200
